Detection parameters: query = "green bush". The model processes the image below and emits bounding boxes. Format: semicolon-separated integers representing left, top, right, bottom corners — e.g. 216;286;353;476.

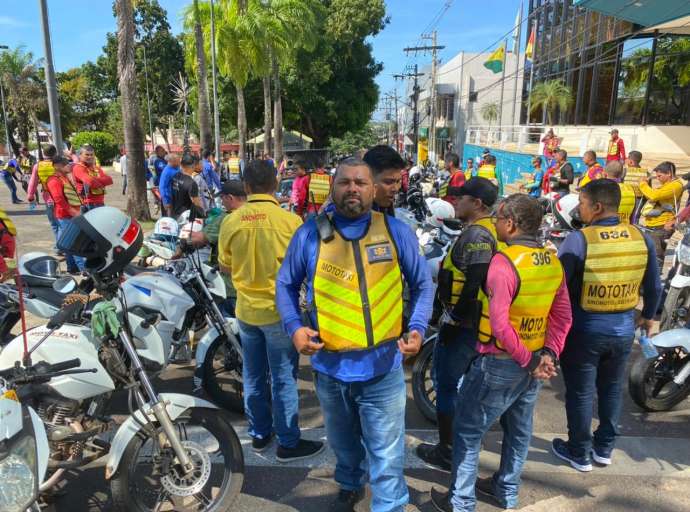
70;131;119;164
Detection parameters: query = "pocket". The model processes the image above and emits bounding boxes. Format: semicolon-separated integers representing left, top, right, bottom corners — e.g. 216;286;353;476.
478;365;520;409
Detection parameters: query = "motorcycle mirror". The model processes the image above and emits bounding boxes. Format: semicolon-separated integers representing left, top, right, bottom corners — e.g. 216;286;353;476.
53;276;77;294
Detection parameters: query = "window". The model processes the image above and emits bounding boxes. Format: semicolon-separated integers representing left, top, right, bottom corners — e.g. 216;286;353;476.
646;36;690;125
614;38;653;125
469;91;478;102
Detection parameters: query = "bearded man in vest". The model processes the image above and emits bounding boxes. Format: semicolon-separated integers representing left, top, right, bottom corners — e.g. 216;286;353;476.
417;178;501;472
553;179;660;472
277;157;434;512
431;194;572;512
27;145;61;247
604;160;643;224
46;156;85;274
72;144;113;210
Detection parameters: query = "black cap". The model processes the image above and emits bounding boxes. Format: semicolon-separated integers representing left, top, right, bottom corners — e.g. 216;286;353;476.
216;180;247;197
447;177;498;207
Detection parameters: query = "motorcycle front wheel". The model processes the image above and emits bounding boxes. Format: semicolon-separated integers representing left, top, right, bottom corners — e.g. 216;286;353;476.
412;339;437;424
659;286;690;332
628;350;690;412
202;335;244;413
111;408;244;511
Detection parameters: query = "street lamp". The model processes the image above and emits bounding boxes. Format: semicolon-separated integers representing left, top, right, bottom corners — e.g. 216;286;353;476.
38;0;63;153
0;44;12;158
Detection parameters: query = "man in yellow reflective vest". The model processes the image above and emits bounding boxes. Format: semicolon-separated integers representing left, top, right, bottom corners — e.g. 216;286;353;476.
417;178;501;472
432;194;572;512
553;179;660;472
577;150;605;190
624;150;648;184
0;207;17;282
277;157;434;511
27;145;61;247
604;160;642;224
226;150;242;179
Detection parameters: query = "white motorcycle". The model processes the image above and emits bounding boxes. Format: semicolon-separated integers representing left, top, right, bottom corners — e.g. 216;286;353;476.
0;272;245;511
659;223;690;331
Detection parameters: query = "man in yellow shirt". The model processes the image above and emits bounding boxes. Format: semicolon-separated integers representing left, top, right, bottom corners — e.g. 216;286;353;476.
218;159;324;461
639;161;684;271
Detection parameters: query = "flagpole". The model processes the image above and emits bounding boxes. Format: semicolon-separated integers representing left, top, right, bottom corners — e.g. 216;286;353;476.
511;1;523;130
498;39;508;137
526;20;536;126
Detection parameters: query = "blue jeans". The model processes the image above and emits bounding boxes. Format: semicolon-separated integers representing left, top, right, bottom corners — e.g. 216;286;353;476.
451;356;543;511
238;319;300;448
2;172;19;202
560;331;633;458
432;330;478;416
56;219;84;272
45;204;60;245
314;366;407;512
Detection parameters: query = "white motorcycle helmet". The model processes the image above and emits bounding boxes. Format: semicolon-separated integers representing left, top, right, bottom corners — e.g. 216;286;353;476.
425;197;456;228
57;206;143;277
153;217;179;239
18;252;60;286
554;193;583;230
177;210;205;240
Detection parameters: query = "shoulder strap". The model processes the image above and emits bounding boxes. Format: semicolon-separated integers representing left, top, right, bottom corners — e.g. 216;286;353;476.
316;212;335;243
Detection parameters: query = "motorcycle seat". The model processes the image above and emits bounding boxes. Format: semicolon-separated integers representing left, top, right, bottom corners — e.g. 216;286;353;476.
29;286;66;308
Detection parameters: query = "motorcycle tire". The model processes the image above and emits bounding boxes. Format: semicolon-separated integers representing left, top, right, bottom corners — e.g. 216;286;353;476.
659;286;690;332
111;408;244;512
628;351;690;412
202;335;244;413
412;340;437;424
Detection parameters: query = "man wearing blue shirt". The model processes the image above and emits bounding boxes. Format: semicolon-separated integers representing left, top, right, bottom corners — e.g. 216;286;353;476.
553;179;661;472
152;146;168;186
159;153;181;216
276;157;434;512
202;149;222;204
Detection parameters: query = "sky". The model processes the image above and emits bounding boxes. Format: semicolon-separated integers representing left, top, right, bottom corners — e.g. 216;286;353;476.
2;0;524;113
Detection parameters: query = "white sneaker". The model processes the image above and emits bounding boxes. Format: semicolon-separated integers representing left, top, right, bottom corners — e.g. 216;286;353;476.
592;449;612;465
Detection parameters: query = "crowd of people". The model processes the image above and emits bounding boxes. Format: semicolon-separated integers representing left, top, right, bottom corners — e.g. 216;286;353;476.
0;136;682;512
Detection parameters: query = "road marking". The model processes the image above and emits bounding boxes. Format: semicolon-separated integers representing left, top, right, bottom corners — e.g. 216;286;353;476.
235;427;690;478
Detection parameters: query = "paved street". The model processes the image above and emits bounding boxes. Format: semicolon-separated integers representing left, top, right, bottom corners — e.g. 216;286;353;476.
2;173;690;511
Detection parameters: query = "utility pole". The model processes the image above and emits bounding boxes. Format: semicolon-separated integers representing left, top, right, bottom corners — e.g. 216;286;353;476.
0;45;11;157
142;45;155;152
525;20;537;125
404;36;444;161
210;0;221;167
384;91;400;152
38;0;62;153
497;39;508;136
394;65;425;162
511;1;523;130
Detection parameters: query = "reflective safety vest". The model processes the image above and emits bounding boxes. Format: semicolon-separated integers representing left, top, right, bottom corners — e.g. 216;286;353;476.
580;224;647;313
84;167;105;196
0;208;17;236
37;160;54;188
228;157;241;175
618;183;636;224
18;157;32;173
578;163;604;189
476;164;496;181
608;139;621;157
439;171;464;198
624;166;648;183
47;174;82;208
313;211;403;352
308;173;330;206
439;218;504;306
478;244;563;351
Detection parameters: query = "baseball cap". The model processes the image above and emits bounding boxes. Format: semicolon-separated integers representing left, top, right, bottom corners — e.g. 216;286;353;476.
216;180;247;197
447;177;498;207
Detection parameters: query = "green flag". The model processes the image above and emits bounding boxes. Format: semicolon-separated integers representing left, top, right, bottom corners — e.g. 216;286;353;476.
484;45;505;74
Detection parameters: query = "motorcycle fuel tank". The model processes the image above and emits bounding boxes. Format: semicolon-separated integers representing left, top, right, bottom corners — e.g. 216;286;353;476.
122;271;195;330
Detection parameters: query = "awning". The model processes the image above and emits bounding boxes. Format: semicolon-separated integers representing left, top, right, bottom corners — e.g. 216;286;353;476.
247;130;313;144
641;14;690;34
574;0;690;28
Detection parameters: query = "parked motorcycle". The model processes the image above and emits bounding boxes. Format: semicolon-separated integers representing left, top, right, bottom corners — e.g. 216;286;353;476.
659;223;690;331
0;271;245;511
629;327;690;411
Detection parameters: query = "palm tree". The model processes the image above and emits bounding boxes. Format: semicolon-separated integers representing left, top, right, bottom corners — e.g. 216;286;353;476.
115;0;150;220
528;79;573;126
480;101;500;127
171;72;192;151
187;0;213;153
262;74;272;156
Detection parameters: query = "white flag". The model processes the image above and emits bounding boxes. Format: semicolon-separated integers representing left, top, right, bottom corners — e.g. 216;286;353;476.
512;5;522;54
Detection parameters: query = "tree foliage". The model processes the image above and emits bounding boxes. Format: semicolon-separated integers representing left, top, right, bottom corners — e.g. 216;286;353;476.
71;131;119;163
528;79;573;126
480;101;500;126
57;63;111;135
328;123;379;156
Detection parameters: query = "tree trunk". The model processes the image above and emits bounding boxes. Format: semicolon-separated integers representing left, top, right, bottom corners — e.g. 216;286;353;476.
272;58;283;164
236;85;246;161
263;76;272;157
116;0;150;221
158;126;171;151
33;118;43;160
194;0;212;153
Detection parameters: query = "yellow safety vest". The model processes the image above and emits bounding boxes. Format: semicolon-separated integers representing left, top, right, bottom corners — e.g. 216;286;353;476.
85;167;105;196
618;183;636;224
608;140;621;157
47;174;82;208
578;164;604;189
313;211;403;352
18;156;32;173
478;244;563;352
0;208;17;236
439;218;504;306
625;166;648;183
228;157;241;175
580;224;647;313
308;173;330;205
476;164;496;181
37;160;54;188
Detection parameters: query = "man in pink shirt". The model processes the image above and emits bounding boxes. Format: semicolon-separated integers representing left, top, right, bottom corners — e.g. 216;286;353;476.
27;144;60;248
432;194;572;512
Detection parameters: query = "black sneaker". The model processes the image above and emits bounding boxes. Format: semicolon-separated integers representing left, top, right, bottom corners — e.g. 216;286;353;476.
429;487;452;512
327;488;365;512
551;438;592;472
276;438;325;463
475;477;515;510
251;433;274;453
416;442;451;471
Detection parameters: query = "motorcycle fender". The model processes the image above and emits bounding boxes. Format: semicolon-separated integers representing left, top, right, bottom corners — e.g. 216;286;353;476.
652;328;690;352
194;318;239;372
29;406;50;485
104;392;218;480
669;273;690;288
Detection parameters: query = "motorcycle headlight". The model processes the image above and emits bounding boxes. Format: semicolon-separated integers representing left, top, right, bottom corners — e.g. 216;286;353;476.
0;433;38;512
677;242;690;266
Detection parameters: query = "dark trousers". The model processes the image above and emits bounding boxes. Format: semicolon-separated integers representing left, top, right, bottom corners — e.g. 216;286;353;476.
560;331;633;458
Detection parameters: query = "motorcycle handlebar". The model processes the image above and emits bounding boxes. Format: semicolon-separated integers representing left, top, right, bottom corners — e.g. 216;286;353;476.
47;358;82;373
